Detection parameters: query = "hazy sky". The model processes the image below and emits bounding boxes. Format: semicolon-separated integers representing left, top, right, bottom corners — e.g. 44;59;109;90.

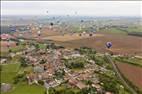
1;1;142;17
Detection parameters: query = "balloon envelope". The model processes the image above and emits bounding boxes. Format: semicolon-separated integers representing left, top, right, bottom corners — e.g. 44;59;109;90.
106;42;112;48
50;22;54;26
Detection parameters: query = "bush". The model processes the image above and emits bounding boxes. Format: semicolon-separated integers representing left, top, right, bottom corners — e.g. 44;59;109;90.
39;59;46;64
20;57;28;67
81;87;97;94
38;80;44;85
13;73;25;84
54;69;65;79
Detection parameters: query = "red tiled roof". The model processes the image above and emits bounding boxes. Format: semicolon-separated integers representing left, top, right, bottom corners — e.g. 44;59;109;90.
0;34;16;40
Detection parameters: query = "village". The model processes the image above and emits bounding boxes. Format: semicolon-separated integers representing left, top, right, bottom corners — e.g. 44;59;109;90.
0;33;117;94
1;1;142;94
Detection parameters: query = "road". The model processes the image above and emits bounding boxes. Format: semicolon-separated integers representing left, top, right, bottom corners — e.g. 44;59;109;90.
104;53;137;94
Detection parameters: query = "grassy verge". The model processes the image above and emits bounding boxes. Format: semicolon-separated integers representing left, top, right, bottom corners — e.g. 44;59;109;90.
114;56;142;67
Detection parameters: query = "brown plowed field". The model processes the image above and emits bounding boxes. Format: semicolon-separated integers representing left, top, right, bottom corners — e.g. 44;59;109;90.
53;32;142;56
13;26;142;56
116;62;142;89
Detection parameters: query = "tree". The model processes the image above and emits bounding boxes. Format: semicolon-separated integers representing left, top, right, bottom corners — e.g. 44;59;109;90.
81;87;97;94
48;87;56;94
38;80;44;85
20;57;28;67
54;69;65;79
35;44;40;50
8;49;12;53
13;73;25;84
39;59;46;64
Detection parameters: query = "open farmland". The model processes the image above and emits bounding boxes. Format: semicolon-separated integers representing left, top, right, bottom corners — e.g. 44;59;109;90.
116;62;142;90
44;33;103;42
13;26;142;56
52;32;142;56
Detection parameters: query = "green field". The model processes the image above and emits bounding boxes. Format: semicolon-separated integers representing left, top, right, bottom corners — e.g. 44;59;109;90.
100;27;127;35
124;26;142;33
9;45;25;53
1;63;20;83
1;62;45;94
2;82;45;94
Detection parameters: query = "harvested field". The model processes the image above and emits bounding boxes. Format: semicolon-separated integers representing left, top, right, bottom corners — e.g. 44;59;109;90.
13;27;142;56
53;32;142;56
44;33;104;42
116;62;142;89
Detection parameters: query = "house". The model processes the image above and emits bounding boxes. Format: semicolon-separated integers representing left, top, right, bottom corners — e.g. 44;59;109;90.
0;83;12;92
68;79;86;89
0;59;7;64
34;66;44;73
0;34;16;40
105;92;113;94
76;82;86;89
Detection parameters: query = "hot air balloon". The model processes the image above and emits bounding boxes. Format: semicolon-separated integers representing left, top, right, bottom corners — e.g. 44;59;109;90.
37;31;41;36
81;20;84;23
50;22;54;26
106;42;112;49
39;24;42;30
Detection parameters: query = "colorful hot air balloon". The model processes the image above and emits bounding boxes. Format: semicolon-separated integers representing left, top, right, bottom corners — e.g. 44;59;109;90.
106;42;112;49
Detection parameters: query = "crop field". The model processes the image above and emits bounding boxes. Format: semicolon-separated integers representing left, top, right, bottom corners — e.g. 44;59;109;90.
116;62;142;90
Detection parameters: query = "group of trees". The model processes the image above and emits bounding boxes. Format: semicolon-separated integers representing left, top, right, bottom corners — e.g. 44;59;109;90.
13;73;26;84
47;86;97;94
75;47;97;61
63;57;86;69
39;59;46;64
76;47;96;55
20;56;28;67
98;74;120;94
54;69;65;79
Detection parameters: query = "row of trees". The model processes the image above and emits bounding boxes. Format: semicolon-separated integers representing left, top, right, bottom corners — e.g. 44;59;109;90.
47;86;97;94
75;47;96;55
